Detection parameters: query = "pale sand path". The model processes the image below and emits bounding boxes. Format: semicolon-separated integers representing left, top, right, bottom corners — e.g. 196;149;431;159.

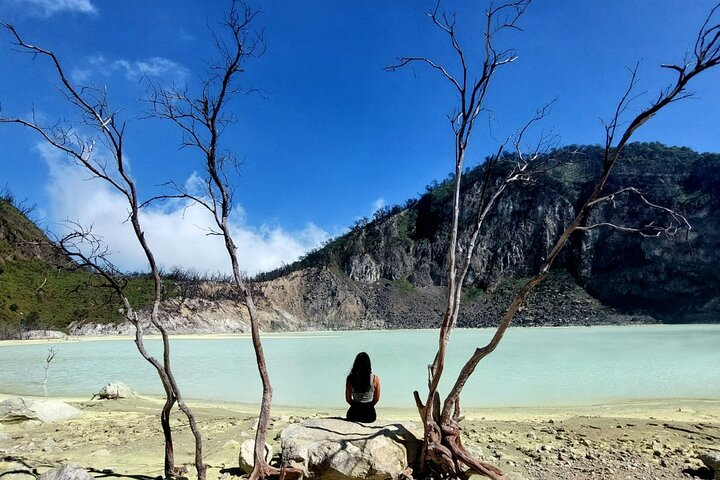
1;392;718;480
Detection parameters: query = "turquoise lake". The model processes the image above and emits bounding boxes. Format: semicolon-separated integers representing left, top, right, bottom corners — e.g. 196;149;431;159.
0;325;718;408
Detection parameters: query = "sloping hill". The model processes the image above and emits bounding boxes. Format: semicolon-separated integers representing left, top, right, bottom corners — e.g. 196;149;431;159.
253;142;720;327
0;195;158;338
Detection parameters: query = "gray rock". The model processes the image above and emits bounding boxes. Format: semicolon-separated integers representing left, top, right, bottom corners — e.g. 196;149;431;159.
0;460;36;480
280;418;421;480
0;398;80;423
23;330;67;340
238;440;272;474
700;450;720;480
38;464;94;480
95;381;134;399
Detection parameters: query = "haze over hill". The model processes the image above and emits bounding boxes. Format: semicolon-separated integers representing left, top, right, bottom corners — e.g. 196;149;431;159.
2;142;719;336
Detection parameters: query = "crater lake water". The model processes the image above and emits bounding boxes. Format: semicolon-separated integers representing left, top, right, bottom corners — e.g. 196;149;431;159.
1;325;718;408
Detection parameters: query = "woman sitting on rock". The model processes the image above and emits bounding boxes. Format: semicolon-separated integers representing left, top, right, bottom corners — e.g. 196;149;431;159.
345;352;381;423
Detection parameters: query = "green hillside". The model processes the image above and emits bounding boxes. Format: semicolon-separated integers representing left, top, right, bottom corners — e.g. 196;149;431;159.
0;195;160;338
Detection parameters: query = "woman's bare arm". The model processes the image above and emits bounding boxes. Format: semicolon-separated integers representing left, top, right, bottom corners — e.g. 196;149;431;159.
345;379;353;405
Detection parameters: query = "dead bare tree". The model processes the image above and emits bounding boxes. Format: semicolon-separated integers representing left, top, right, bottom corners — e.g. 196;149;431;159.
388;2;536;477
0;25;206;480
145;3;300;479
389;2;720;479
42;346;56;391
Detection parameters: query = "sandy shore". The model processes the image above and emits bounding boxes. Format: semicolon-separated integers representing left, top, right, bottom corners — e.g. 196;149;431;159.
1;392;718;480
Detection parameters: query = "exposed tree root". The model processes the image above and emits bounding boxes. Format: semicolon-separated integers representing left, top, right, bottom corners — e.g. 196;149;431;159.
420;424;507;480
415;392;507;480
250;463;303;480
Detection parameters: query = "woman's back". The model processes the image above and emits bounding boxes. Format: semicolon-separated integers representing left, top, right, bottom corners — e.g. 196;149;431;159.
345;352;381;423
349;373;375;403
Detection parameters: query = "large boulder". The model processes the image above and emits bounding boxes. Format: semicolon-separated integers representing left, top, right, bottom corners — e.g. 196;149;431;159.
0;398;80;423
38;464;94;480
238;439;273;474
0;459;36;480
95;382;134;399
700;450;720;480
280;418;421;480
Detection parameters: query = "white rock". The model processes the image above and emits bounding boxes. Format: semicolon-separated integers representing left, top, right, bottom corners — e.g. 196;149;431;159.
239;440;272;474
280;418;421;480
38;464;94;480
96;382;134;399
0;398;80;423
0;460;34;480
23;330;67;340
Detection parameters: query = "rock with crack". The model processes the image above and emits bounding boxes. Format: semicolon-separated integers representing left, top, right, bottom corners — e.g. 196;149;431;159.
38;464;94;480
280;418;421;480
95;381;134;400
0;398;80;423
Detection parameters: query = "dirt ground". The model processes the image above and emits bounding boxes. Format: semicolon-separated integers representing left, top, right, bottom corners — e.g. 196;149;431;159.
1;394;718;480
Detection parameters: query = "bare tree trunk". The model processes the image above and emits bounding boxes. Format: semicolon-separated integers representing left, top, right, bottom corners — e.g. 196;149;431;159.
388;3;720;479
145;4;302;478
0;23;209;480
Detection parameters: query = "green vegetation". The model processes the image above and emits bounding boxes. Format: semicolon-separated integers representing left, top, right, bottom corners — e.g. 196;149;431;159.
392;277;415;293
461;286;486;304
393;209;417;250
0;259;165;335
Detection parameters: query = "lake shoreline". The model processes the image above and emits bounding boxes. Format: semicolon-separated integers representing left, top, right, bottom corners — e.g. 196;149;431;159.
4;321;720;347
1;393;718;480
2;325;719;408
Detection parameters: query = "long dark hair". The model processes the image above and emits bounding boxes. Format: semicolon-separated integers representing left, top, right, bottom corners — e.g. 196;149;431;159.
348;352;372;391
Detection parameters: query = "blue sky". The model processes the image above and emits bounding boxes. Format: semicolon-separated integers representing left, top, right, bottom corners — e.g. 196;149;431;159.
1;0;719;275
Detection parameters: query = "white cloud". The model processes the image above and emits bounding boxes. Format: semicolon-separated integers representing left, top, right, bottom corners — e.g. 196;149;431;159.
372;197;385;214
9;0;96;16
40;152;329;276
71;54;188;85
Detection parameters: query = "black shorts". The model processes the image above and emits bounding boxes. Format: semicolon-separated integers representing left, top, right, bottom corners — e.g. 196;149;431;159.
346;401;376;423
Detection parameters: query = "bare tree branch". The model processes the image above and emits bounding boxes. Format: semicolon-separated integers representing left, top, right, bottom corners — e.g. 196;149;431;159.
1;22;208;480
439;4;720;456
146;3;300;479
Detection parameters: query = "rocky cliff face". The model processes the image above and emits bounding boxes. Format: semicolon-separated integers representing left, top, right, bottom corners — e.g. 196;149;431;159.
252;143;720;328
